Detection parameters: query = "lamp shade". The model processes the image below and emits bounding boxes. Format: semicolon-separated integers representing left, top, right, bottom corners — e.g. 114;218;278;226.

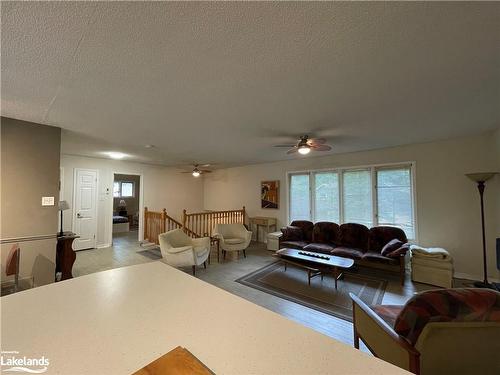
465;173;497;183
119;199;127;207
58;200;70;211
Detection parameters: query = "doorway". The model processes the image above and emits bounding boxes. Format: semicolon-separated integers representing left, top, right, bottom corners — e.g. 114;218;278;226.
112;173;141;246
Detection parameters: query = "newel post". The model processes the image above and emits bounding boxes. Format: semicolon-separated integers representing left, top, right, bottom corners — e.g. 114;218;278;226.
242;206;246;225
144;207;148;241
182;209;187;229
161;208;167;233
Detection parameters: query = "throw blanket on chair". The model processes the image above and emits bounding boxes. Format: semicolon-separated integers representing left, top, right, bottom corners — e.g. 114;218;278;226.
411;245;450;260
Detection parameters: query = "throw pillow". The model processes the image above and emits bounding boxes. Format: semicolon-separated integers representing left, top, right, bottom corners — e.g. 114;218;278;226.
381;238;404;256
388;243;411;258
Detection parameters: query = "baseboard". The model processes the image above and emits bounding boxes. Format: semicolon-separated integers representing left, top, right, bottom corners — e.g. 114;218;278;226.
96;243;112;249
454;272;500;283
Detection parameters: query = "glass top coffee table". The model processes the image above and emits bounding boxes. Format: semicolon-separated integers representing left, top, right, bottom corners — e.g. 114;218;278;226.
274;248;355;290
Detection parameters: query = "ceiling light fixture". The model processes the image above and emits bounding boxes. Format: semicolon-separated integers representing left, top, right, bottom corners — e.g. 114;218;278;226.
192;169;201;177
298;145;311;155
106;152;127;160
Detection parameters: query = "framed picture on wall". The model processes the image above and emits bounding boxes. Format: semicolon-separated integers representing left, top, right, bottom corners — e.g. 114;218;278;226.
261;180;279;209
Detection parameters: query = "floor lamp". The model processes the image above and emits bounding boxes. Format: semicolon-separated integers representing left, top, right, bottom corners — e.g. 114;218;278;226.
465;172;498;290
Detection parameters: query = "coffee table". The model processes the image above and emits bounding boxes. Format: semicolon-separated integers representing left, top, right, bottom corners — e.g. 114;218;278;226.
274;248;355;290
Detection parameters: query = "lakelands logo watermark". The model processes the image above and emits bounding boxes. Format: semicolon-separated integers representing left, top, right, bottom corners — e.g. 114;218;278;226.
1;351;49;373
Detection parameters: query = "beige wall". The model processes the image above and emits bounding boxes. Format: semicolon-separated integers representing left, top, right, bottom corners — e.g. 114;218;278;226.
60;155;204;247
204;131;500;281
1;117;61;284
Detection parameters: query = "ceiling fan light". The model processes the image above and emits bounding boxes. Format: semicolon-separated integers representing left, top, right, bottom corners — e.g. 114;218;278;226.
298;146;311;155
192;170;201;177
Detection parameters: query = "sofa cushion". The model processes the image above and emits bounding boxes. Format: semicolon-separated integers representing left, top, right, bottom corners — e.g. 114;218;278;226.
312;222;340;244
362;251;399;264
369;226;408;252
290;220;314;242
331;246;364;260
381;239;404;256
339;223;369;251
280;226;303;241
394;288;500;345
280;240;308;250
303;243;335;255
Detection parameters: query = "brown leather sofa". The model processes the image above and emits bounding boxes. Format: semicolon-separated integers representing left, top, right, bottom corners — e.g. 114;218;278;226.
279;220;409;284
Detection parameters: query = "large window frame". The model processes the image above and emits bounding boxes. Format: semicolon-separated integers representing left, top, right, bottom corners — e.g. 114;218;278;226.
287;162;417;240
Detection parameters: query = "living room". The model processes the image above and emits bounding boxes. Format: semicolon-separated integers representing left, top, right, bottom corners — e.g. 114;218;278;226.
1;2;499;374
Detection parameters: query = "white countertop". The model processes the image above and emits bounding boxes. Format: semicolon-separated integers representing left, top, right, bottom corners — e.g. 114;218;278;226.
1;262;409;374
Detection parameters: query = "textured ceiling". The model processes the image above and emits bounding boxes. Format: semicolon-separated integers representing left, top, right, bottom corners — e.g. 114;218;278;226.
2;1;499;167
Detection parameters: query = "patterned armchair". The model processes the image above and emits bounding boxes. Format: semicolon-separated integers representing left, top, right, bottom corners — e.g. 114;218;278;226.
351;288;500;375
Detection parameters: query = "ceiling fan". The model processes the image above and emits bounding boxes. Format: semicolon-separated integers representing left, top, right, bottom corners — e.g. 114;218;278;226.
273;135;332;155
181;164;212;177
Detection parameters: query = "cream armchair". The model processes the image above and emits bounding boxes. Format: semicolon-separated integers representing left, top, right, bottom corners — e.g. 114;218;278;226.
159;229;210;275
213;223;252;260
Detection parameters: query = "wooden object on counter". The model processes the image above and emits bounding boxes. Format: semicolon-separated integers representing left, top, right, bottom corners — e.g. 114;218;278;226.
132;346;214;375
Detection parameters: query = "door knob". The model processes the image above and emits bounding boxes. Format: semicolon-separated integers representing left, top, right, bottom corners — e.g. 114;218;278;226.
77;213;82;218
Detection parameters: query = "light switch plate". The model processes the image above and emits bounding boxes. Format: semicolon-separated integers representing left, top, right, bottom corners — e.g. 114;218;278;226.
42;196;55;206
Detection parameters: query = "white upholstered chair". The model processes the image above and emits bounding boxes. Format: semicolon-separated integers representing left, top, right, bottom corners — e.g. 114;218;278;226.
159;229;210;275
213;223;252;260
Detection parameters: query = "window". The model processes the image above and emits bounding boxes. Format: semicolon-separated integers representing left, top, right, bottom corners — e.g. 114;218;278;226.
289;174;310;221
343;169;372;227
314;172;339;222
376;167;414;239
113;181;134;198
288;163;416;239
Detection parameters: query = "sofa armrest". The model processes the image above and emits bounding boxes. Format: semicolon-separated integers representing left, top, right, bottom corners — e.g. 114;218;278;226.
350;293;420;374
192;237;210;248
280;226;303;241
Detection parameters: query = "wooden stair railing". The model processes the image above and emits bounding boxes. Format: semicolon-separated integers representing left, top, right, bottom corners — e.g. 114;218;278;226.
143;207;199;245
182;207;246;239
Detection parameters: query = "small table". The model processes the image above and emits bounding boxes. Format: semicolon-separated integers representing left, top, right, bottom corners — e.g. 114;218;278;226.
249;216;277;242
56;232;79;281
274;248;354;290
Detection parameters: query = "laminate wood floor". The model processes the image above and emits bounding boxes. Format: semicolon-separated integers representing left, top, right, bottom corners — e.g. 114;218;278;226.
74;238;448;350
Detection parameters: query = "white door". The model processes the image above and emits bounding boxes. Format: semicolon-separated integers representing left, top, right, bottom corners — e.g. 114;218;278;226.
73;169;98;250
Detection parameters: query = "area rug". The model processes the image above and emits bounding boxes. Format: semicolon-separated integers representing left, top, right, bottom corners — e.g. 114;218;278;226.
236;261;388;322
137;247;162;260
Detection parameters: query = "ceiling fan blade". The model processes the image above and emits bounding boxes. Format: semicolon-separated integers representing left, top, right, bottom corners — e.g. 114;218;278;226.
273;144;296;148
307;138;327;145
198;163;211;167
286;148;298;154
311;144;332;151
200;170;212;173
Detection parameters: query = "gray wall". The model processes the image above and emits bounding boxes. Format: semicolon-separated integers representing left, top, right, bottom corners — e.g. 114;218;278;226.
1;117;61;285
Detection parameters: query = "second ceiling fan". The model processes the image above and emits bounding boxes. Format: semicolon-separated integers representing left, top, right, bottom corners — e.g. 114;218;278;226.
181;164;212;177
273;135;332;155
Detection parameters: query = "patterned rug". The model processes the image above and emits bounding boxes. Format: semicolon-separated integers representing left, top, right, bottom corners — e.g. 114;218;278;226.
137;247;162;260
236;261;388;322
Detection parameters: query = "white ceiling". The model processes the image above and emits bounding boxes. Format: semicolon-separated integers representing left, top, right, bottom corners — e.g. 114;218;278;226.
2;1;499;167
